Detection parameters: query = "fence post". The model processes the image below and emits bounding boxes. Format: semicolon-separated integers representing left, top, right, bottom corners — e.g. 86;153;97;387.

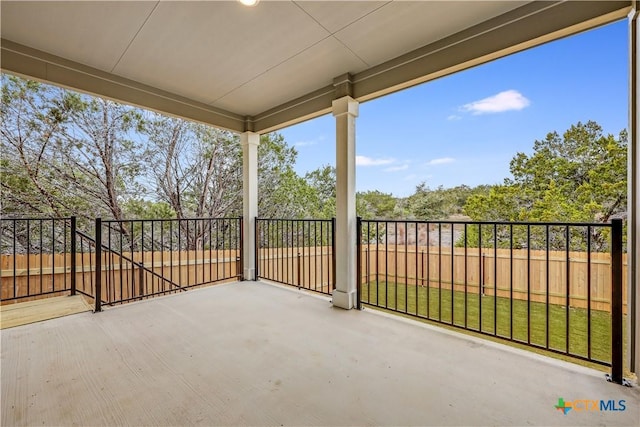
331;217;336;290
421;250;425;287
365;247;369;288
94;218;102;313
239;216;244;281
70;216;76;296
138;263;144;297
254;217;259;280
297;252;301;289
356;217;362;310
481;253;486;296
611;218;623;384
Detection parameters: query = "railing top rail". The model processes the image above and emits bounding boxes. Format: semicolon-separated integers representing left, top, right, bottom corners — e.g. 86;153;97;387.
100;217;242;223
1;217;72;221
75;230;95;240
256;218;334;222
359;218;617;227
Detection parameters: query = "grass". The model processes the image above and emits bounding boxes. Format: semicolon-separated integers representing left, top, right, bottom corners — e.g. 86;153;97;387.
360;281;616;369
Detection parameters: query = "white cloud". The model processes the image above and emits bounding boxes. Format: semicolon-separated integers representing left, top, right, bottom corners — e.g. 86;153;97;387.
447;114;462;121
293;135;325;147
426;157;455;166
404;174;432;182
356;155;395;166
384;164;409;172
460;90;530;115
293;140;317;147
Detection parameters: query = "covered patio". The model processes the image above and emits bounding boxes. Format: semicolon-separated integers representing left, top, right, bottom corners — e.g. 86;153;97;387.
2;281;639;426
1;0;639;411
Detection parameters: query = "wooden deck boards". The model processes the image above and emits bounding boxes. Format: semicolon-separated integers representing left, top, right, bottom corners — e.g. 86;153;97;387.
0;295;92;329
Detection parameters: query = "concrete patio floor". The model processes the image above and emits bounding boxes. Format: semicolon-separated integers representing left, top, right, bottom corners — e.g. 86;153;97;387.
1;281;638;426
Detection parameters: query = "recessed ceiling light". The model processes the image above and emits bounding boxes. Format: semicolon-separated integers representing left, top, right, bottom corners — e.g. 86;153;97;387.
238;0;259;6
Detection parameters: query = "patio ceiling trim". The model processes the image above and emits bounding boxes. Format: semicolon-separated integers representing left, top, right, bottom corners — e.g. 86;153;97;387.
0;39;247;132
254;0;631;133
1;1;631;135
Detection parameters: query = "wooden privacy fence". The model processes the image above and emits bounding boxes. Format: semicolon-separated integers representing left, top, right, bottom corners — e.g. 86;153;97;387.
1;253;73;303
257;246;334;294
2;245;626;311
255;218;336;295
358;245;628;313
1;249;241;305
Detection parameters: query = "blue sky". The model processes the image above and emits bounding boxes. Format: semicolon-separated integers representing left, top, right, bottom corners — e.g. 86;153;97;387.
278;19;628;197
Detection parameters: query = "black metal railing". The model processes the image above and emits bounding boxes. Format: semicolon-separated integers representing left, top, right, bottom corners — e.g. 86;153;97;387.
74;229;97;301
92;217;243;310
1;216;243;311
1;217;75;302
256;218;336;295
357;218;625;383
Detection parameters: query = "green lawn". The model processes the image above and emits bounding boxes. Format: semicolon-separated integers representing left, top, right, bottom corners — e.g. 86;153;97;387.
360;281;614;367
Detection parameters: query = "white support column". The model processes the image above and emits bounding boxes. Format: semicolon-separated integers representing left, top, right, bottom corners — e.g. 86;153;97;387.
241;131;260;281
332;96;359;309
628;6;640;381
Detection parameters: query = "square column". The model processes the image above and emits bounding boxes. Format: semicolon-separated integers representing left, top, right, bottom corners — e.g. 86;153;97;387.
629;7;640;382
332;96;359;309
241;131;260;281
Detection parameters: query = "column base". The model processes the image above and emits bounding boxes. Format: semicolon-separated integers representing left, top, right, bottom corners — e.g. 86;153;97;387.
332;289;356;309
243;268;256;281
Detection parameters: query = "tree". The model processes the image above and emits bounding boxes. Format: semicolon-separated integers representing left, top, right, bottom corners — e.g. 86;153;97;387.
1;75;145;225
1;76;82;217
301;166;397;219
2;74;321;227
463;121;626;250
145;116;242;219
304;165;336;218
357;190;398;219
258;134;316;219
407;184;480;220
59;97;146;222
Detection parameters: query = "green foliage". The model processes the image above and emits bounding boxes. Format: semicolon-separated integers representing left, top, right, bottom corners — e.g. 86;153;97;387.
2;73;627;244
462;121;626;251
357;190;398;219
122;200;176;220
303;165;336;218
258;134;317;219
298;167;405;220
407;184;485;220
464;121;626;224
301;168;407;220
1;74;150;220
2;74;321;222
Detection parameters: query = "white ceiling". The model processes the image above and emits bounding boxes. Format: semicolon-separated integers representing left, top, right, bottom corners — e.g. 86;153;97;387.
0;1;631;132
2;1;527;115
